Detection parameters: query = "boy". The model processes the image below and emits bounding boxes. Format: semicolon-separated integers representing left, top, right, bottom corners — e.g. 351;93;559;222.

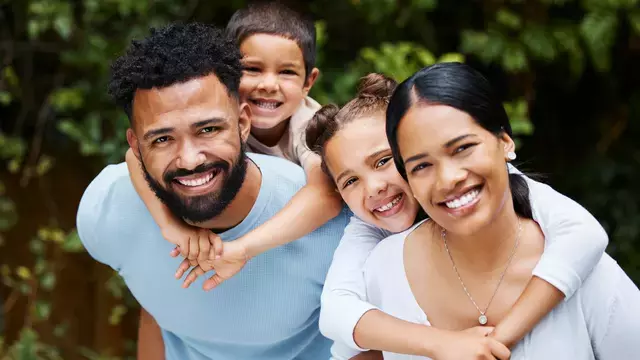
125;1;342;288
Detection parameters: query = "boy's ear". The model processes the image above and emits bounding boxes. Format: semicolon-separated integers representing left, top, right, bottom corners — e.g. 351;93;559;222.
302;67;320;95
126;128;141;160
238;102;252;143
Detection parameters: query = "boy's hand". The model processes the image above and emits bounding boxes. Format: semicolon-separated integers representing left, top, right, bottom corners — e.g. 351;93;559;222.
176;240;251;290
166;226;223;265
431;327;511;360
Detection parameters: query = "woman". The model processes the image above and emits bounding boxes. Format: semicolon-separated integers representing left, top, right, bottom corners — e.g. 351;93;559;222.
368;63;640;358
305;72;623;359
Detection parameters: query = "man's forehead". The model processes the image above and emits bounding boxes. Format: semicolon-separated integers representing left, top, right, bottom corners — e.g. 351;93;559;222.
132;74;238;125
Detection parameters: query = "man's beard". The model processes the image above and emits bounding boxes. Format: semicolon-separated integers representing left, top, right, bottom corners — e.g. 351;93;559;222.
140;145;248;224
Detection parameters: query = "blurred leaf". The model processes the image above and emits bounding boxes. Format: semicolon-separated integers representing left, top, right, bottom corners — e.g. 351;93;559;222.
521;26;557;61
36;155;55;176
438;53;465;64
50;87;84;111
29;238;45;255
496;8;522;29
35;301;52;320
580;12;618;71
61;229;84;252
501;44;529;72
53;14;72;40
16;266;32;280
629;10;640;35
0;197;17;231
53;322;69;338
0;91;12;105
40;272;56;291
108;304;128;325
412;0;438;10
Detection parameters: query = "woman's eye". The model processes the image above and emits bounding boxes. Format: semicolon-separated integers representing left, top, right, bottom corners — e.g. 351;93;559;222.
375;157;392;168
454;143;477;154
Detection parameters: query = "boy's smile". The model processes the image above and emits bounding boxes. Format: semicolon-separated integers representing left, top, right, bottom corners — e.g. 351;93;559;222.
239;33;318;145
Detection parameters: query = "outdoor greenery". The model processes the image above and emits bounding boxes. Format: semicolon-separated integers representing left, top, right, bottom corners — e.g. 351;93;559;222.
1;0;638;358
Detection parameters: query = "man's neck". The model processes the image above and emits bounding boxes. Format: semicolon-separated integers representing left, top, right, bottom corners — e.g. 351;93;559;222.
191;159;262;232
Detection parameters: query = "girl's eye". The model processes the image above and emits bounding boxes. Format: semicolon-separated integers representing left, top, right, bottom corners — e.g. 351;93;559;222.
410;162;431;174
375;156;392;168
343;178;357;189
454;143;477;154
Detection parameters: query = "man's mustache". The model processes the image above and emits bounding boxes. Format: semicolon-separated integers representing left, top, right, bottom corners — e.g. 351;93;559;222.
164;161;229;183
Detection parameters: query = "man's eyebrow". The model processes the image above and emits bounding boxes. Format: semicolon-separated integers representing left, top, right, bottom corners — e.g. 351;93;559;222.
192;118;226;128
143;127;173;141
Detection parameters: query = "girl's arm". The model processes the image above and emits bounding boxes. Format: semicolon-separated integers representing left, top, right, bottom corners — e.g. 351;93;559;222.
489;167;609;347
234;156;343;257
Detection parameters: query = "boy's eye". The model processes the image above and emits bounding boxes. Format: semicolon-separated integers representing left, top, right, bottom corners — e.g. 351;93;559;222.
375;156;392;169
410;162;431;174
454;143;477;154
342;177;357;189
280;69;297;75
243;66;260;73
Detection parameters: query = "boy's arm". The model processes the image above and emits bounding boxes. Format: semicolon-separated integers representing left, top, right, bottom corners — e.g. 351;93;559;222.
125;149;219;261
489;169;608;347
236;156;343;257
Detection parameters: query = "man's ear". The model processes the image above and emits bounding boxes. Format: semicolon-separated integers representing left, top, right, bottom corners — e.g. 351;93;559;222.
238;102;252;143
126;128;141;160
302;67;320;96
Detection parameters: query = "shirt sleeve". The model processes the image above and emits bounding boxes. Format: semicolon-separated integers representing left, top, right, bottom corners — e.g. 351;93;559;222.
319;216;391;353
583;256;640;359
511;164;609;299
76;162;137;271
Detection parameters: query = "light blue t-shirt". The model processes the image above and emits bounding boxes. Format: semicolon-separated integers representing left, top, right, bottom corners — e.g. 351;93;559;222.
76;153;350;360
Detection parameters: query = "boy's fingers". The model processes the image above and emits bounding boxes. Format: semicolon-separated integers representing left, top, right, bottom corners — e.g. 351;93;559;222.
170;247;181;258
188;236;198;260
210;234;223;259
183;266;205;288
198;235;210;263
174;259;191;279
203;273;225;291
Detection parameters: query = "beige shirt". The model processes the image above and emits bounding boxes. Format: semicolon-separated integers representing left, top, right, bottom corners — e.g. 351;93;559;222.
246;96;321;172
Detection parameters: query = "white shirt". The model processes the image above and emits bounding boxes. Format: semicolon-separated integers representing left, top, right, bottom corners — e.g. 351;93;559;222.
320;171;610;358
363;220;640;359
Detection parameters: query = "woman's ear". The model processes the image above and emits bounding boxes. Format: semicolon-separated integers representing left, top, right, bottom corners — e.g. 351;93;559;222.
499;131;516;161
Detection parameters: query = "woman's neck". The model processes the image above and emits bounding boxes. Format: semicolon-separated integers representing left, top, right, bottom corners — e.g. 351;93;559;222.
441;197;522;273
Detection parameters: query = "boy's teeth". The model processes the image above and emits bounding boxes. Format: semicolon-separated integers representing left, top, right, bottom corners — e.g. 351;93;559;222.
177;172;215;187
254;100;280;109
375;195;402;212
445;189;480;209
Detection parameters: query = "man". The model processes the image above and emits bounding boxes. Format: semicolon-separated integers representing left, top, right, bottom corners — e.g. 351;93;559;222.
76;23;349;359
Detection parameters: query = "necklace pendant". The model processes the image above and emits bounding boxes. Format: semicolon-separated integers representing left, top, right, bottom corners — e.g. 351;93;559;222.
478;314;488;325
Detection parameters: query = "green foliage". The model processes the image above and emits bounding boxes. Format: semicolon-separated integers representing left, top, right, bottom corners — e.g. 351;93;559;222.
1;0;637;358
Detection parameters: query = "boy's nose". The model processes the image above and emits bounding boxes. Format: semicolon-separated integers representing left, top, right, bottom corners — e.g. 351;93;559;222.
257;73;279;92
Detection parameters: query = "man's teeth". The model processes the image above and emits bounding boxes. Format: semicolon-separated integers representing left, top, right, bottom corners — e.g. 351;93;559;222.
176;172;215;187
253;100;280;109
445;189;480;209
375;195;402;212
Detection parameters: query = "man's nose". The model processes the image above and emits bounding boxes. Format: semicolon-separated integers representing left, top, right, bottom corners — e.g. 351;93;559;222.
176;140;206;170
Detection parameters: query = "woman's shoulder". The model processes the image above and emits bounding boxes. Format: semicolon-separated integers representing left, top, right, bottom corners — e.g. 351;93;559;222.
364;219;430;270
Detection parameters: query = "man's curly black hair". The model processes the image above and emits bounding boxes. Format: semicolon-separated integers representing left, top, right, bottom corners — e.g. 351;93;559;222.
108;22;243;122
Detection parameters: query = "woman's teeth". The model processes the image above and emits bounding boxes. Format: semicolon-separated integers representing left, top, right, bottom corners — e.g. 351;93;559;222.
375;195;402;212
176;172;215;187
445;189;480;209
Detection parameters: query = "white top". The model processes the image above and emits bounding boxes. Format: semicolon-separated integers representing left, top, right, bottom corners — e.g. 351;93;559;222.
320;170;610;358
362;220;640;360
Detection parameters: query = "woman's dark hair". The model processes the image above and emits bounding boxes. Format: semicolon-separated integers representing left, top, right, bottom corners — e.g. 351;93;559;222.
386;62;532;219
305;73;397;178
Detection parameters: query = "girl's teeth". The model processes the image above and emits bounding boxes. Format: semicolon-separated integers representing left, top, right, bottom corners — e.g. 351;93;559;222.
177;172;215;187
375;195;402;212
445;189;479;209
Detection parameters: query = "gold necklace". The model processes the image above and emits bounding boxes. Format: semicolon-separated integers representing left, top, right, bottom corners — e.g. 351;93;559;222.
441;219;522;325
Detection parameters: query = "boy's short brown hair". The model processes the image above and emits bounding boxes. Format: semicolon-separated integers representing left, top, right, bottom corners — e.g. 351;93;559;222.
226;1;316;80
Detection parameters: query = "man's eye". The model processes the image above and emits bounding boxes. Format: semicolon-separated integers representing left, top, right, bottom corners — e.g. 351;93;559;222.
200;127;217;134
243;66;260;72
153;136;169;144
